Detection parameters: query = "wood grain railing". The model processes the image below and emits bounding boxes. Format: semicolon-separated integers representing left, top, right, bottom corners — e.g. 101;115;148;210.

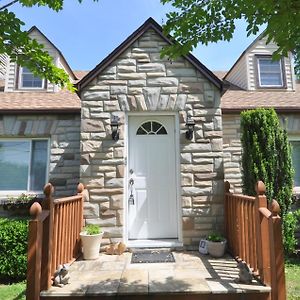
225;181;286;300
26;183;85;300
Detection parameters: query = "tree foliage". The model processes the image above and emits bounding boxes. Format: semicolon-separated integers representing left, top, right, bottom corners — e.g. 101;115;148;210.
240;108;295;253
161;0;300;76
0;0;97;90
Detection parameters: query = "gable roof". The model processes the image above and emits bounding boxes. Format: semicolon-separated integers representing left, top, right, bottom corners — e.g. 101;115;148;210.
77;17;223;91
28;26;77;81
223;31;266;81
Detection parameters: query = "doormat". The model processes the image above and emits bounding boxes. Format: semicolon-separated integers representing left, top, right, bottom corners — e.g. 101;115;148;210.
131;250;175;264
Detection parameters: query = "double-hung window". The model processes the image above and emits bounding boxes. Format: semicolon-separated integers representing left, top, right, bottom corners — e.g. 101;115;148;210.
257;56;284;88
290;140;300;189
19;66;44;89
0;139;48;192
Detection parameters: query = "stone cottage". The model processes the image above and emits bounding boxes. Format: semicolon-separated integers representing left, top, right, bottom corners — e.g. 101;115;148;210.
77;18;224;248
1;17;299;249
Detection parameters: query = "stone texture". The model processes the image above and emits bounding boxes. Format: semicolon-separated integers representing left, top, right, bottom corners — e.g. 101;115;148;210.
80;28;223;246
0;115;80;198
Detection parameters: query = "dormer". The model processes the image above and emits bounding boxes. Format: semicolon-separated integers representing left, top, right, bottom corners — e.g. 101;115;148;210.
4;26;76;93
224;33;296;91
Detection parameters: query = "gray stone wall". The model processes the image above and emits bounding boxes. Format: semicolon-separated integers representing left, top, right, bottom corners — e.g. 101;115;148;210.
0;114;81;197
222;114;243;193
80;29;224;248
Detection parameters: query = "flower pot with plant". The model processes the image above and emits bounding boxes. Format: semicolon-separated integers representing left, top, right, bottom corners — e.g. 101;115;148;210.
206;233;227;258
80;224;103;260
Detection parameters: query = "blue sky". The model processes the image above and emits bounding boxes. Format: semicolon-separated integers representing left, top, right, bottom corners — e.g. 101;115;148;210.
6;0;263;72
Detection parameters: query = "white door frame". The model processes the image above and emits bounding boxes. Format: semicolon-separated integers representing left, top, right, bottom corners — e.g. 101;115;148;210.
123;111;182;247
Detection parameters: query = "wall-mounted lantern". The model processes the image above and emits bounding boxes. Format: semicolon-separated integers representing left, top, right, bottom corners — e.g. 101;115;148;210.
185;114;195;140
111;115;120;141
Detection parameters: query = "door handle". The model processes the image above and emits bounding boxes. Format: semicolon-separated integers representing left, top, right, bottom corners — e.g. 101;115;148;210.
128;178;134;205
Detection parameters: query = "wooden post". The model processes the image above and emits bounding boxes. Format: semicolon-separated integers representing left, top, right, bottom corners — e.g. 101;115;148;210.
77;183;85;231
40;183;54;290
76;183;85;257
254;181;268;283
26;202;43;300
224;181;230;249
270;200;286;300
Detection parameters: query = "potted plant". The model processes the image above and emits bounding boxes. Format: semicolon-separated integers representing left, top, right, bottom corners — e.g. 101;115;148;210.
206;233;227;258
80;224;103;260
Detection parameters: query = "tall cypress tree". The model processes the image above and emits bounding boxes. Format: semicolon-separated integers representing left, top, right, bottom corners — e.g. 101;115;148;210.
241;108;294;251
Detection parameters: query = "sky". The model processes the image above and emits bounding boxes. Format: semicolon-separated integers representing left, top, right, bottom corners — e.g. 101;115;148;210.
4;0;264;72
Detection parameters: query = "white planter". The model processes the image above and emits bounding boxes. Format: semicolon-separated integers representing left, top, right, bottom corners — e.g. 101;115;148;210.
80;232;103;260
207;239;227;258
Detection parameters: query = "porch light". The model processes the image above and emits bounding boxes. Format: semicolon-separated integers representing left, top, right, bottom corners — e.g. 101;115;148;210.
111;115;120;141
185;114;195;140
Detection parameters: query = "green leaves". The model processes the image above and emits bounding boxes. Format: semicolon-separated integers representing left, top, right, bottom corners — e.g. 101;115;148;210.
0;218;28;281
0;0;98;91
161;0;300;75
241;108;295;253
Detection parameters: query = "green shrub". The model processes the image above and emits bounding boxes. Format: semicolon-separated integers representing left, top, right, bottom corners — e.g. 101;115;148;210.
241;108;295;253
283;210;300;255
0;218;28;281
83;224;102;235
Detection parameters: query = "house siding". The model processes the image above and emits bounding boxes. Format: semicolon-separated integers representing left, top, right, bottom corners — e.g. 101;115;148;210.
0;54;7;80
4;29;58;93
0;114;81;197
225;56;248;90
80;28;224;248
247;36;294;91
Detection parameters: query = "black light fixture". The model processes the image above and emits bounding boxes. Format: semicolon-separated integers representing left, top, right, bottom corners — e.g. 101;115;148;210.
111;115;120;141
185;114;195;140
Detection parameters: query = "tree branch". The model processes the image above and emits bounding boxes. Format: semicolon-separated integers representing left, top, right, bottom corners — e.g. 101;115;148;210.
0;0;19;11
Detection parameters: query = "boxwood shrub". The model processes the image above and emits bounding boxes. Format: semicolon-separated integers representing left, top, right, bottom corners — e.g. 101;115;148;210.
0;217;28;281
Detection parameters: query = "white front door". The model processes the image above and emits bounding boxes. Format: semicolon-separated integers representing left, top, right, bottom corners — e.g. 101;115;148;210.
128;115;178;239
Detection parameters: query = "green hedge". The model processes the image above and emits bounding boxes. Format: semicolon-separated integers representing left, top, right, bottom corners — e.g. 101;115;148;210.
0;218;28;281
241;108;295;254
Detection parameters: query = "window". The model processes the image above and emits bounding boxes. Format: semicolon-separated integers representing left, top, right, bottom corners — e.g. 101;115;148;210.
291;141;300;187
19;66;44;89
257;56;284;87
136;121;167;135
0;140;48;191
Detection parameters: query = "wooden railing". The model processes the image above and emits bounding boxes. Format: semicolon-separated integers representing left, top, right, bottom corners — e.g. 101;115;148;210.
26;183;85;300
225;181;286;300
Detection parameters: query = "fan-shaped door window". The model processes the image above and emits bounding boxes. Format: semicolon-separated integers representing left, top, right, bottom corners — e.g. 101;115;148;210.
136;121;167;135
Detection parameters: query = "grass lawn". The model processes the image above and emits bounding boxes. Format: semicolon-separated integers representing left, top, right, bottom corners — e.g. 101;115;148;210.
285;256;300;300
0;281;26;300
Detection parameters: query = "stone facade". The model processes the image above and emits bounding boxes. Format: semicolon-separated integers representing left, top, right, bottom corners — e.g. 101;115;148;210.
80;28;224;248
222;113;300;194
222;114;242;194
0;114;81;197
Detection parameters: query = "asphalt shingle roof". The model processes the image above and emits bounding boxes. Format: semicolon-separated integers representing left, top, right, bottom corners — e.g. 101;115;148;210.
0;89;80;113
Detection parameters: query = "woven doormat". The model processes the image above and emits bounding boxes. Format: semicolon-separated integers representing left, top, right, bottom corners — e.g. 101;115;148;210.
131;250;175;264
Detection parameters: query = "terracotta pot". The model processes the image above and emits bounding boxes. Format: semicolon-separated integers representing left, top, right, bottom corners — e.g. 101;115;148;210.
207;239;227;258
80;232;103;260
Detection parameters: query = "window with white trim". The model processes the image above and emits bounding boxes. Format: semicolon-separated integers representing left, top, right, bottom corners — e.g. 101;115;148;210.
257;57;284;87
136;121;167;135
0;139;48;192
19;66;44;89
291;140;300;187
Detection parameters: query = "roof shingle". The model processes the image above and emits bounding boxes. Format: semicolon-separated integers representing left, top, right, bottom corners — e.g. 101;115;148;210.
221;83;300;112
0;89;80;113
